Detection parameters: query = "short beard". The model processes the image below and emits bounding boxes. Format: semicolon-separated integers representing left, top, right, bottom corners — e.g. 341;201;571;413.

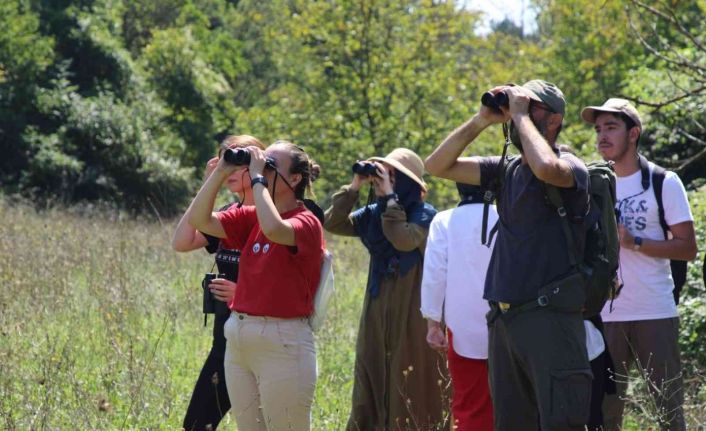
509;116;549;153
611;137;633;163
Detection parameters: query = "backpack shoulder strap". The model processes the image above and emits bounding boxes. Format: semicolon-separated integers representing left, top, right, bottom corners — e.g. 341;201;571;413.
651;162;669;240
644;157;688;304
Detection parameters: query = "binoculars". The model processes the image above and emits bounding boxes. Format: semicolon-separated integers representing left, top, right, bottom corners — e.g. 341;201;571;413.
480;91;510;112
351;161;379;177
223;148;276;169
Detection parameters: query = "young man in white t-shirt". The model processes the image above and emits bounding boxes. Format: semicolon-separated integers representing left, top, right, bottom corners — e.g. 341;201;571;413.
582;98;697;431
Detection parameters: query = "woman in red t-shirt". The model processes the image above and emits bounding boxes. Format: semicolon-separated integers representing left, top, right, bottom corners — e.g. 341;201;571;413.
189;140;324;431
172;134;265;431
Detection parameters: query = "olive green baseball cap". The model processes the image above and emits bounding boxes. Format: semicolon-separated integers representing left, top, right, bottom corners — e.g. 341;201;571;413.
581;98;642;130
521;79;566;116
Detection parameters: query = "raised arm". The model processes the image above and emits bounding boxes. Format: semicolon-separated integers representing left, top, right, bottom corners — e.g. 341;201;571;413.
248;148;298;246
425;86;509;184
323;188;359;236
171;203;209;251
425;116;486;185
380;202;429;252
323;174;370;237
188;159;234;238
173;156;220;250
505;86;575;188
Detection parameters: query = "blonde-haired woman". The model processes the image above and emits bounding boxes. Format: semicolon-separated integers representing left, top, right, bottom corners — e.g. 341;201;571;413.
172;134;265;430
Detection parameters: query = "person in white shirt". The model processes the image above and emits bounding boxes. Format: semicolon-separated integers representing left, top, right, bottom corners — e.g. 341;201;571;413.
421;183;496;431
582;98;698;431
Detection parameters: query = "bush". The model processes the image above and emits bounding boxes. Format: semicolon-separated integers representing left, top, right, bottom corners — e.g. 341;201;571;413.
23;82;194;216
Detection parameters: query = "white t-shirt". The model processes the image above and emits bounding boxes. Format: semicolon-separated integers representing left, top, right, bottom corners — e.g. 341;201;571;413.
601;162;693;322
421;203;497;359
584;321;605;361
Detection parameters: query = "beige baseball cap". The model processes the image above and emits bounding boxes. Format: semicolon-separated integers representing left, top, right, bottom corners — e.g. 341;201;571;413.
581;98;642;129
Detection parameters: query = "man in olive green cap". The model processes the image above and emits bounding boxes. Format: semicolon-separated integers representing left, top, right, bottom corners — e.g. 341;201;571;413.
426;80;592;430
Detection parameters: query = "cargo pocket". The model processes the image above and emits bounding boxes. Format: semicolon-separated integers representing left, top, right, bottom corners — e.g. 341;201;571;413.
549;368;592;428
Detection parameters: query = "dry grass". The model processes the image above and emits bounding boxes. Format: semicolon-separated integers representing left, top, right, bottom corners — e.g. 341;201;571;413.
0;199;369;429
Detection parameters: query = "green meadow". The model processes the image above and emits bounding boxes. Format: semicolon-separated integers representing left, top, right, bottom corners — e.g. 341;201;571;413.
1;195;704;430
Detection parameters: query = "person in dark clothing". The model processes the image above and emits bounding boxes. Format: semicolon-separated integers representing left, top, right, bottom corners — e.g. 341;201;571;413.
426;80;592;431
556;145;617;431
585;315;617;431
172;134;265;431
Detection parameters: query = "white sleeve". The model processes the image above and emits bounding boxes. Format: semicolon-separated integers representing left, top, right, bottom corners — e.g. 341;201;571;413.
662;171;693;226
420;215;447;323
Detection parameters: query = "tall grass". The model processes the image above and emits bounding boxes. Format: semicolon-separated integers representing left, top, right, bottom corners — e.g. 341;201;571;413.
1;198;703;430
0;199;370;429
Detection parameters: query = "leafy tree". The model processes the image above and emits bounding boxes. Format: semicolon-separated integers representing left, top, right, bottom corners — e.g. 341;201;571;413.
232;0;544;206
620;0;706;187
532;0;645;158
0;0;55;184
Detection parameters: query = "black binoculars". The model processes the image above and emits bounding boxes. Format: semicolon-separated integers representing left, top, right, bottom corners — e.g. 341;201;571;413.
480;91;510;112
351;161;379;177
201;273;231;315
223;148;277;169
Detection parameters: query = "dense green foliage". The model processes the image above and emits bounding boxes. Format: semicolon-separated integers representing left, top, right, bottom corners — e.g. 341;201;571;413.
2;0;704;214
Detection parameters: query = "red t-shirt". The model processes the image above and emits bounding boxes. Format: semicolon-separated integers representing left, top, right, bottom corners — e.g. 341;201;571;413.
216;204;324;318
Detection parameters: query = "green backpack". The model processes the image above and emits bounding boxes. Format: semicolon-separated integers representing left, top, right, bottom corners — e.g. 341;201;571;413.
480;127;620;316
545;161;620;317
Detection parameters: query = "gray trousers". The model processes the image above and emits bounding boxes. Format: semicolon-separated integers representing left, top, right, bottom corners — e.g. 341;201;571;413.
602;318;685;431
487;306;592;431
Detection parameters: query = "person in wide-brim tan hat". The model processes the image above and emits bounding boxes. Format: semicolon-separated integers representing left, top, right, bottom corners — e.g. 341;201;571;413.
367;147;428;192
322;147;447;431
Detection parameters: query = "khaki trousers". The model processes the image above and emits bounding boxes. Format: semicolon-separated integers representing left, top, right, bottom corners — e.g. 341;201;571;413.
223;313;317;431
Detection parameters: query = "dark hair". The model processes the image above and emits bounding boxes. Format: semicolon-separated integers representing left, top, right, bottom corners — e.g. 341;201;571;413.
218;134;265;156
456;183;484;202
273;140;319;200
611;113;641;146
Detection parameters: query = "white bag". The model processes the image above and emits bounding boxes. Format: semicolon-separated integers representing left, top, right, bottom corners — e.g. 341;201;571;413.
309;249;335;332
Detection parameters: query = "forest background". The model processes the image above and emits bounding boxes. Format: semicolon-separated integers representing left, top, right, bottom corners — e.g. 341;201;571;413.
1;0;705;429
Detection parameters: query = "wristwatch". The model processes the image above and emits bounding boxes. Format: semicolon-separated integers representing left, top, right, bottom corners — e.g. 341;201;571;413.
251;175;268;188
632;236;643;251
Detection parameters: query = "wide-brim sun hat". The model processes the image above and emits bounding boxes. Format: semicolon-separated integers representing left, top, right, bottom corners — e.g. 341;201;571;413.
368;148;427;192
